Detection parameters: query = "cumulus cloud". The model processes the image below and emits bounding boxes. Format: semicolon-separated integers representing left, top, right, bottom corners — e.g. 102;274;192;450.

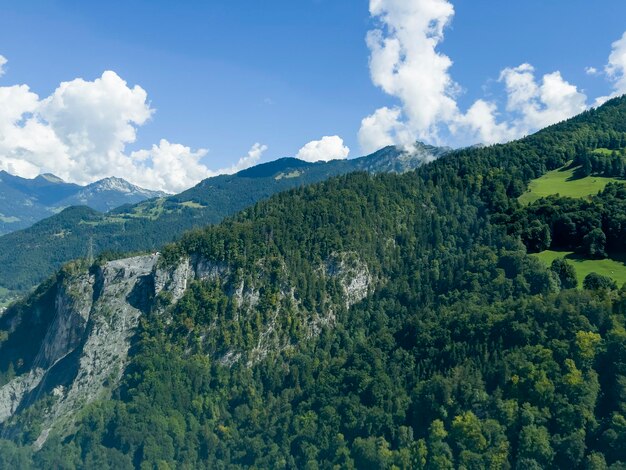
358;107;416;154
363;0;457;149
586;66;599;76
0;83;71;178
39;71;154;182
0;64;267;193
0;56;7;77
296;136;350;162
607;32;626;95
223;142;268;173
498;65;587;132
359;0;591;151
128;141;267;193
453;99;513;145
128;140;210;193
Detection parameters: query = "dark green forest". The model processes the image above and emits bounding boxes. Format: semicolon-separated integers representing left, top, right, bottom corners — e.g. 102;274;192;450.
507;183;626;260
1;97;626;468
574;148;626;178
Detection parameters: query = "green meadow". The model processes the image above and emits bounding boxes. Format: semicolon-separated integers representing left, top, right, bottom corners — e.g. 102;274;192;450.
534;250;626;288
519;164;624;205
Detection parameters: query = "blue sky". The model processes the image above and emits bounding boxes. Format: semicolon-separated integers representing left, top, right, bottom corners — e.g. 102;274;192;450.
0;0;625;191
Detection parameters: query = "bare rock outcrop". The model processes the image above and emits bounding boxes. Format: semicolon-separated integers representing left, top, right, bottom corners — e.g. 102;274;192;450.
0;250;373;446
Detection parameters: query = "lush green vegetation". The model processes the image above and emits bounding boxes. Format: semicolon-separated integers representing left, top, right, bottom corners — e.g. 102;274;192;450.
0;144;445;294
1;97;626;468
575;146;626;178
534;250;626;287
518;165;624;205
508;182;626;264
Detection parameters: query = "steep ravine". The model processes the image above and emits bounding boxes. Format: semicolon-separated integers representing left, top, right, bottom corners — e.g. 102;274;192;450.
0;250;373;446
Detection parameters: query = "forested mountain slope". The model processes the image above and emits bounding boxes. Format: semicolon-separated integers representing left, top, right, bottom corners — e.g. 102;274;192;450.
0;143;447;296
0;97;626;468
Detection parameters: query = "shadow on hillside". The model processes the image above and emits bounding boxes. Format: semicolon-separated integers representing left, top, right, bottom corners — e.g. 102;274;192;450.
560;251;626;265
566;163;589;181
562;162;626;182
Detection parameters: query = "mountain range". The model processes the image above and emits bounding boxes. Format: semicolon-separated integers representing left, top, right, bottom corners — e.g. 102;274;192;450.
1;96;626;467
0;171;166;236
0;142;450;297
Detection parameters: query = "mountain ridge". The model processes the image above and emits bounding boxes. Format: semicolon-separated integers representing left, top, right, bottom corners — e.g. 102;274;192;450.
0;142;450;297
0;171;166;235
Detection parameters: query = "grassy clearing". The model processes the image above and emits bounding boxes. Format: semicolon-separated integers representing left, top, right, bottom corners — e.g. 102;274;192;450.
534;250;626;288
275;170;303;180
123;198;167;219
592;148;617;156
179;201;205;209
84;199;171;226
519;164;624;205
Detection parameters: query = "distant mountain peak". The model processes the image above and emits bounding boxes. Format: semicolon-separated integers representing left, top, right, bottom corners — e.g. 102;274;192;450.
38;173;66;183
86;177;167;197
89;177;140;193
407;141;453;153
236;158;310;179
0;171;167;235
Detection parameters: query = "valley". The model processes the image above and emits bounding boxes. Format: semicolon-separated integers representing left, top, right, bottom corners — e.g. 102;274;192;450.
0;172;166;236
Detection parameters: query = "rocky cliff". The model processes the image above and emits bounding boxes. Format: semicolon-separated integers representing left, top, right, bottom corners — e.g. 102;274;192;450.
0;250;373;446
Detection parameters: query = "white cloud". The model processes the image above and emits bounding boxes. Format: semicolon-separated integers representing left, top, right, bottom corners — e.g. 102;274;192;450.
0;83;71;178
358;107;423;154
454;99;513;144
607;31;626;95
362;0;458;149
38;71;155;183
129;140;210;193
0;66;267;193
0;56;7;77
590;32;626;107
296;135;350;162
128;141;267;193
499;65;587;132
585;66;599;76
359;0;591;151
224;142;268;173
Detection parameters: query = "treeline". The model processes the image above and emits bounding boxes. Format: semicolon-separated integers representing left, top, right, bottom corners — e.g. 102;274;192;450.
505;183;626;259
574;149;626;178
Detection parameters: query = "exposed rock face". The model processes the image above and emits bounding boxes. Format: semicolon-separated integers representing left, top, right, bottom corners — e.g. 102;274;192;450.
194;256;229;281
0;370;45;423
39;273;94;370
0;254;159;444
0;250;373;445
51;256;158;428
154;256;193;303
153;255;229;304
326;252;373;308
